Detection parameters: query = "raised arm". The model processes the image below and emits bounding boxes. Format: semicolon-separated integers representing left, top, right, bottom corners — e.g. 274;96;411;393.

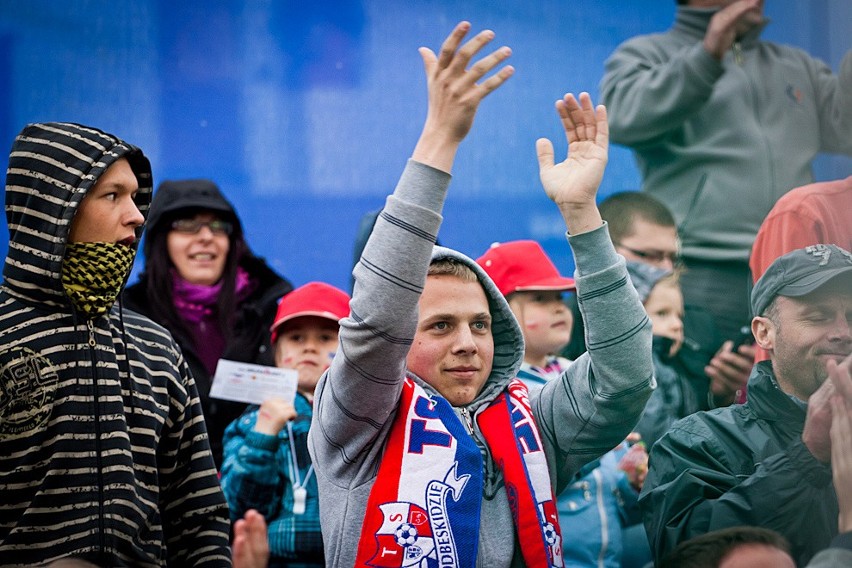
601;1;762;145
534;92;653;485
815;50;852;155
413;21;514;173
310;21;512;485
536;92;606;235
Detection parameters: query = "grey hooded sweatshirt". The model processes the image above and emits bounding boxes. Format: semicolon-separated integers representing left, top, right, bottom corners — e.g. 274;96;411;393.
0;123;231;566
309;160;654;567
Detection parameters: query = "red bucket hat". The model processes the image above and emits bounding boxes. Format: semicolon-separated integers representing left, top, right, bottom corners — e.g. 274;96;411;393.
270;282;351;344
476;240;576;297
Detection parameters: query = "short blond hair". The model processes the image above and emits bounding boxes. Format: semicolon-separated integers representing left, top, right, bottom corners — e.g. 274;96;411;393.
428;258;479;283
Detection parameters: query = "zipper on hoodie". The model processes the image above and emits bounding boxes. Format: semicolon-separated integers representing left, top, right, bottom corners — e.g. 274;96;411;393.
86;319;97;347
459;407;474;434
86;318;106;556
732;42;744;65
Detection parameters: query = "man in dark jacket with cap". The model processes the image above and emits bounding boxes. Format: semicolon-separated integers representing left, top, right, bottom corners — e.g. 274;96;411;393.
640;243;852;567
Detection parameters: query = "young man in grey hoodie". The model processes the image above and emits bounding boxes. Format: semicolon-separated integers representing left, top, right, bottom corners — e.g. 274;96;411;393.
308;21;653;568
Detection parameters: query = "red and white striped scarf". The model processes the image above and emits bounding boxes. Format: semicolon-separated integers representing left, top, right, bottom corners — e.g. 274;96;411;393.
355;377;564;567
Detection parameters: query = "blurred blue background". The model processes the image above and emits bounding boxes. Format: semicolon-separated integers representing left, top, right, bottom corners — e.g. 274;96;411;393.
1;0;850;290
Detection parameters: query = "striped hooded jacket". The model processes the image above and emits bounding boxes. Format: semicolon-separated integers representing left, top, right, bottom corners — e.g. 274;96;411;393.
0;123;231;566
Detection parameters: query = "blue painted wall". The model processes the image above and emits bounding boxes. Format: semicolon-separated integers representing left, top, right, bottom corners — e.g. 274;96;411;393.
1;0;849;290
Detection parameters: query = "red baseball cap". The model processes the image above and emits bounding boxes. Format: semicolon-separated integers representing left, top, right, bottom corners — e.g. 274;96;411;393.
270;282;351;343
476;240;575;297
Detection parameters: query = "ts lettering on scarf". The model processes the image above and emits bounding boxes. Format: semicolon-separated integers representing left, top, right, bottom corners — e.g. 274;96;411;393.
355;378;564;568
62;242;134;318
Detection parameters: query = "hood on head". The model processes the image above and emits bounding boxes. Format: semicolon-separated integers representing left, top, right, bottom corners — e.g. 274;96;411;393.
3;122;152;305
142;179;242;258
424;245;525;402
625;261;672;303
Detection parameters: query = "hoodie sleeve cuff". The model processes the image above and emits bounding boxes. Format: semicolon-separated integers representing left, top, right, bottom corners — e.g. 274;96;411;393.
392;159;451;214
566;222;620;277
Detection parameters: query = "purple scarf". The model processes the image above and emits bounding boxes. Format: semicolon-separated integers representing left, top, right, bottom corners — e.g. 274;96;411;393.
171;267;254;374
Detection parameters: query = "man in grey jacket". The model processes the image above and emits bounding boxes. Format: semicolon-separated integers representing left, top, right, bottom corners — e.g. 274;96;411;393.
309;21;653;567
600;0;852;342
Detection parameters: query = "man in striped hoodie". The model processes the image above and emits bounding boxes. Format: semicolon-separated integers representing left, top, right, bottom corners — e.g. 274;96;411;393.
0;123;231;566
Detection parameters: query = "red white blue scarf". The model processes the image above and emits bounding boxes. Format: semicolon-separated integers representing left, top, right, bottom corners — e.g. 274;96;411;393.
355;378;564;567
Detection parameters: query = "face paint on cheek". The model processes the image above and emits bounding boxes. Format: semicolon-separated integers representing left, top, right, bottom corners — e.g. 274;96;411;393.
281;356;293;366
323;352;336;372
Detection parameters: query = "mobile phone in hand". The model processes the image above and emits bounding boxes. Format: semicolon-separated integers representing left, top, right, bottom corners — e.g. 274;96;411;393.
731;325;754;351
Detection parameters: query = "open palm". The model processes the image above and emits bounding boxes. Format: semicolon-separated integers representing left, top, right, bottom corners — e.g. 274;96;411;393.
537;92;608;209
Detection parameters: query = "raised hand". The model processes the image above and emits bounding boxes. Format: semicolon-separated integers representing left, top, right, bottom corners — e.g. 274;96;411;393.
536;92;607;235
412;21;514;173
703;0;763;60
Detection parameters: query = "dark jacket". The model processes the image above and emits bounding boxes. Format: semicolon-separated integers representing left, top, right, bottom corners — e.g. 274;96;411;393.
0;123;231;566
640;361;837;567
564;293;720;411
633;336;704;449
124;182;292;469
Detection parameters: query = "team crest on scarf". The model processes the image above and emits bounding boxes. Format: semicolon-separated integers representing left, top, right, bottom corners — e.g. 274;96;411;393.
356;378;563;568
368;464;470;567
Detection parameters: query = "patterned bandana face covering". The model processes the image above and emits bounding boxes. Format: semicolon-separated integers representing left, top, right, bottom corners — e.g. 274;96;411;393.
62;242;135;318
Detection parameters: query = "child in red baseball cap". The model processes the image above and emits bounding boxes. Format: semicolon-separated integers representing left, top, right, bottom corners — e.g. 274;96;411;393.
220;282;350;567
478;240;649;567
477;240;576;391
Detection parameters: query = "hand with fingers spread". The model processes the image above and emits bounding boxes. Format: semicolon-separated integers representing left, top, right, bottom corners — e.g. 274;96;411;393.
536;92;608;235
412;21;514;173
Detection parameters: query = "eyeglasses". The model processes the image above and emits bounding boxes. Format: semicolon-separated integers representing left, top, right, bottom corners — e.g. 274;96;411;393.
170;218;234;236
616;244;680;266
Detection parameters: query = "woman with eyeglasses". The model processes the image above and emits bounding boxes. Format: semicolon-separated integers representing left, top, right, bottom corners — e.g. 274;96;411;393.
124;179;293;469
